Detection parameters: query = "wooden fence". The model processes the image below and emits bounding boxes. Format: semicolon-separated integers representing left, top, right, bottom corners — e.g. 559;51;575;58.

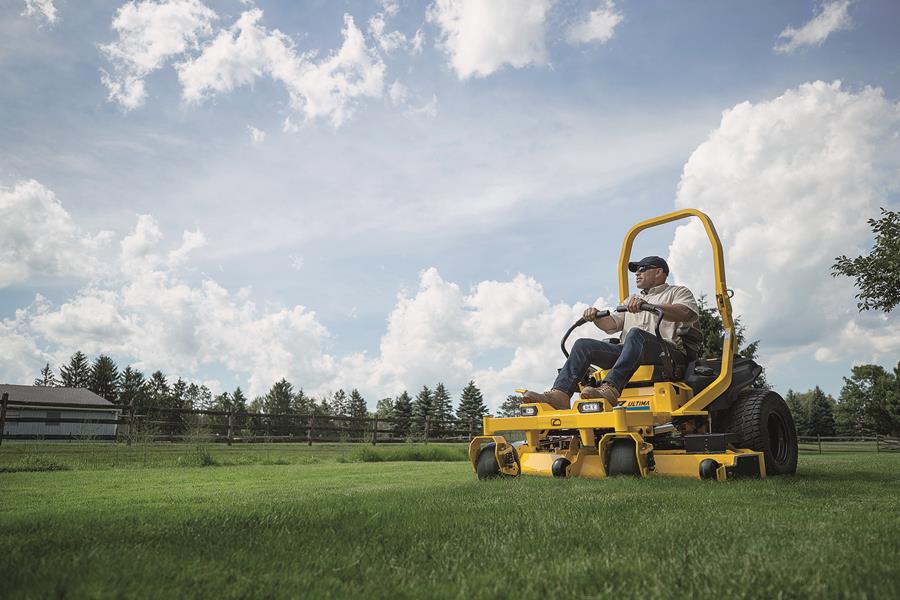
0;394;482;446
798;435;899;453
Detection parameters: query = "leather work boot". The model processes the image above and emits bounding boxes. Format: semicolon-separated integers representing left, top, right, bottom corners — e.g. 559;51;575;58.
523;389;571;410
580;383;622;407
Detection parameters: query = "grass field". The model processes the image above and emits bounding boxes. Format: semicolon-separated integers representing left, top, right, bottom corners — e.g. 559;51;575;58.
2;443;899;599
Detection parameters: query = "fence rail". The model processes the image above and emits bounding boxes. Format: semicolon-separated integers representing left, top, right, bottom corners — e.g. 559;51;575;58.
0;394;482;446
798;435;899;453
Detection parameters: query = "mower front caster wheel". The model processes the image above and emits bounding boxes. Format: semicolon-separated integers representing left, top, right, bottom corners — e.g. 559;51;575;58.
607;438;640;476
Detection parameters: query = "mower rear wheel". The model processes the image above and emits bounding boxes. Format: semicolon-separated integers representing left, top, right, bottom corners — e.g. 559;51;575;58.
607;438;640;476
721;389;798;475
476;443;501;479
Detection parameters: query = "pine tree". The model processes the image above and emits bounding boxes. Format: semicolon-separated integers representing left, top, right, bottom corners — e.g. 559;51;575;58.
456;380;488;430
147;371;170;409
331;389;348;416
392;391;413;439
231;387;248;430
264;379;294;414
59;351;91;388
431;383;454;434
411;385;433;435
348;389;368;418
290;388;313;415
806;386;836;437
264;379;295;437
170;378;188;409
34;363;59;387
498;394;522;418
118;367;147;410
184;383;201;410
88;355;120;403
784;389;808;436
348;389;368;440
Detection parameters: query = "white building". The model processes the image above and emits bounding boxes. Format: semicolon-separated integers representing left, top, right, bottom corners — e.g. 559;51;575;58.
1;385;120;440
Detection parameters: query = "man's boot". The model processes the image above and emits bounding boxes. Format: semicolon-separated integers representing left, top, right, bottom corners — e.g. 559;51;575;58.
580;383;621;408
522;388;571;410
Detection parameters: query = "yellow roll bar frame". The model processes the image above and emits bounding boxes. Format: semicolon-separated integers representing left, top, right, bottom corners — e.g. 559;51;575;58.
617;208;734;414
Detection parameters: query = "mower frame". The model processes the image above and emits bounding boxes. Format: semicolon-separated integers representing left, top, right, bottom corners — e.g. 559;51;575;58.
469;208;766;481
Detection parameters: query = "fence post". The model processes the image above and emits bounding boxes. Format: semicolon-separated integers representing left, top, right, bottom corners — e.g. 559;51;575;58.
372;415;378;446
817;434;822;454
424;415;430;445
227;410;233;446
127;400;136;446
0;393;8;447
306;414;314;447
468;419;474;441
876;434;880;453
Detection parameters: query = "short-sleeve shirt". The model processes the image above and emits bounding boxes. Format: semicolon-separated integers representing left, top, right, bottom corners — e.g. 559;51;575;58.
603;283;699;348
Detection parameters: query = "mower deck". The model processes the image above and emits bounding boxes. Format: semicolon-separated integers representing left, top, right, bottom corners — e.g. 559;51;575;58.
469;400;766;481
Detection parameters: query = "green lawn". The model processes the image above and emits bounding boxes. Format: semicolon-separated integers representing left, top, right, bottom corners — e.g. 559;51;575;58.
1;444;898;599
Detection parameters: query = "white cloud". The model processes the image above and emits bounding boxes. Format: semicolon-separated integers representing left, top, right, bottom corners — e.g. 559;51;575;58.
427;0;555;79
357;268;613;407
247;125;266;145
0;179;110;287
100;0;218;111
368;2;422;56
176;9;384;127
22;0;57;25
667;81;900;371
567;0;623;45
5;201;337;397
774;0;852;54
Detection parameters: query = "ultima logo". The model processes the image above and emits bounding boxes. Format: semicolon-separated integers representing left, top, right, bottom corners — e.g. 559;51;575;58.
626;400;651;406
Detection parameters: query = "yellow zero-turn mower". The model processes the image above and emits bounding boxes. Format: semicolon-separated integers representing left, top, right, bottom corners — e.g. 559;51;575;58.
469;208;798;481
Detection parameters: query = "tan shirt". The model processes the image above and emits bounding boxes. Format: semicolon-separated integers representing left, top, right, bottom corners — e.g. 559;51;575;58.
602;283;699;347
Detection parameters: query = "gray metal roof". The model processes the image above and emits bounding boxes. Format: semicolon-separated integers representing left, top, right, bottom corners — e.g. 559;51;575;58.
0;384;116;408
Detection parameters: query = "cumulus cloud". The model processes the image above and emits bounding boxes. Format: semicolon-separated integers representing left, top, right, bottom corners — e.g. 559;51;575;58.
0;180;111;287
368;1;423;56
566;0;623;45
357;268;613;406
2;198;336;395
22;0;57;25
774;0;852;54
667;81;900;372
427;0;555;79
100;0;217;111
176;9;384;126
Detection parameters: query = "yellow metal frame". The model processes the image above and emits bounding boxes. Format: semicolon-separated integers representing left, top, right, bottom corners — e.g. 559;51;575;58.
468;208;764;481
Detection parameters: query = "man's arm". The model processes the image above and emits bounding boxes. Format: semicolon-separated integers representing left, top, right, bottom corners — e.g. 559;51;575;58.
656;303;697;322
583;307;623;333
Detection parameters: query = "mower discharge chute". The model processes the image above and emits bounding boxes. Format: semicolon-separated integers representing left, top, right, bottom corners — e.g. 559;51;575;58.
469;208;798;481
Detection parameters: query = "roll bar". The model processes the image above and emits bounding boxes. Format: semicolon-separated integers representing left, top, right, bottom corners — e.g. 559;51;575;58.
617;208;735;414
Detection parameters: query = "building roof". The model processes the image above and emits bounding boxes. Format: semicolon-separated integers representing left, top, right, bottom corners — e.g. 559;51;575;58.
0;384;116;408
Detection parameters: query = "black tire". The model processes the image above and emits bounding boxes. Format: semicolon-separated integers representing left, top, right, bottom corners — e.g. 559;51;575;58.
607;438;640;476
721;389;798;476
476;443;501;480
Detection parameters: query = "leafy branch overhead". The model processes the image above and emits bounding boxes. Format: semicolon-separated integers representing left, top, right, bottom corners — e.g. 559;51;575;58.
832;208;900;313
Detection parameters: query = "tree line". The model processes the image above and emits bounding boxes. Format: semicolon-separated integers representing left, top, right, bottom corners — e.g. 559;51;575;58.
33;351;490;439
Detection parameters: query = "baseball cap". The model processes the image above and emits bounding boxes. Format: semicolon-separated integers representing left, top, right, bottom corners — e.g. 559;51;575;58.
628;256;669;274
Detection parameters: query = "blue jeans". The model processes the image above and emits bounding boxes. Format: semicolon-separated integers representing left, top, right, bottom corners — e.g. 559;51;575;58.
552;328;685;394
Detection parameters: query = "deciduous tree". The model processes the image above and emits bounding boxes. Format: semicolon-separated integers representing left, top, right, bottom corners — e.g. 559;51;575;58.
832;208;900;312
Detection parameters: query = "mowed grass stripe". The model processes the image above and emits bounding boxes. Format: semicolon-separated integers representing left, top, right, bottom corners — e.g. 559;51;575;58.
2;454;899;599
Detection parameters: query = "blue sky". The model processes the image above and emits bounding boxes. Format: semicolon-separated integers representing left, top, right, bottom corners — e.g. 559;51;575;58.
2;0;899;408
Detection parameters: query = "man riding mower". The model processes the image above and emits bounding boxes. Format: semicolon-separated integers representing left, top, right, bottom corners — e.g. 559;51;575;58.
469;208;799;481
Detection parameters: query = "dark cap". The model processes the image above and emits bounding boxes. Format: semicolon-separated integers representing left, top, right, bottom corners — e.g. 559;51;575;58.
628;256;669;274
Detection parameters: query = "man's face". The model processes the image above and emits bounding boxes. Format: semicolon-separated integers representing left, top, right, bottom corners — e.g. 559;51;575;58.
635;266;666;290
